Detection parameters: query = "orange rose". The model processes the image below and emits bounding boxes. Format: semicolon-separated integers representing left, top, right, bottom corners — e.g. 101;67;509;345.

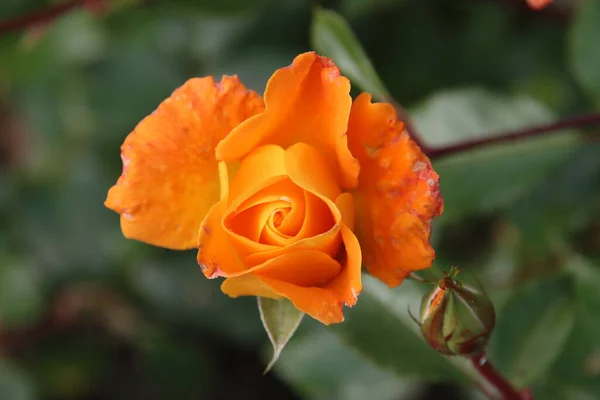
105;52;443;325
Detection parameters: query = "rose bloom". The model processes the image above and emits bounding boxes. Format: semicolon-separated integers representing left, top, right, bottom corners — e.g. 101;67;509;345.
105;52;443;324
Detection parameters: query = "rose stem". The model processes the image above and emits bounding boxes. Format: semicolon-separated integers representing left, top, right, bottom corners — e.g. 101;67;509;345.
470;352;528;400
0;0;86;34
426;112;600;160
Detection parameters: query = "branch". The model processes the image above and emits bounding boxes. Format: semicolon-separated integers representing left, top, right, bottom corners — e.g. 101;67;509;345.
471;353;529;400
427;112;600;160
0;0;83;35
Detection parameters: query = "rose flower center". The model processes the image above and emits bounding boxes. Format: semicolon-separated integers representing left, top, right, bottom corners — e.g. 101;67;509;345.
224;178;336;249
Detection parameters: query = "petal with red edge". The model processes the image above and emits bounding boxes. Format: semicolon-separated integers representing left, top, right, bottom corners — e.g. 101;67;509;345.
105;76;264;250
347;93;443;287
216;52;359;189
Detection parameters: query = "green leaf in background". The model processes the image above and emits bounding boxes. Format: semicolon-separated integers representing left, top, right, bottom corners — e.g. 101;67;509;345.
0;361;35;400
311;8;389;101
533;256;600;399
412;88;556;148
565;255;600;340
330;275;473;383
413;89;581;221
507;142;600;259
0;258;44;329
570;0;600;107
168;0;271;14
258;297;304;373
489;275;576;387
275;326;414;400
129;254;266;347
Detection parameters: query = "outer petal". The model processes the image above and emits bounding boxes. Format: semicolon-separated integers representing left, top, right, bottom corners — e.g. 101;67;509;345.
215;52;360;189
259;279;344;325
221;275;282;299
105;76;264;250
347;93;443;287
197;198;248;278
323;194;362;307
221;194;360;324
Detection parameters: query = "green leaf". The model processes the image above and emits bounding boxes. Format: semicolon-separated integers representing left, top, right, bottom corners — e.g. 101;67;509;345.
0;361;36;400
413;89;581;221
570;0;600;106
311;8;389;101
412;88;556;148
489;275;576;387
532;257;600;399
330;275;474;382
275;325;413;400
0;259;44;329
507;143;600;257
565;256;600;339
129;254;266;347
258;297;304;373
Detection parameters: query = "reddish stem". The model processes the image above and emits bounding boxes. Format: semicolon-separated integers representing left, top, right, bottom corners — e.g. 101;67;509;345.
0;0;83;35
426;112;600;160
471;353;528;400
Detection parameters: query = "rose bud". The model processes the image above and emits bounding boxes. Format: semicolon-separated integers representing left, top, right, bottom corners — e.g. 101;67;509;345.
419;269;495;356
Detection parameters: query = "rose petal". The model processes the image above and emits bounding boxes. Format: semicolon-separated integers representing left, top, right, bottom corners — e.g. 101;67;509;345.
258;200;294;246
256;250;342;287
234;190;341;267
324;223;362;307
225;275;345;325
216;52;360;189
259;278;344;325
221;144;342;265
240;142;347;266
228;179;305;242
221;222;360;324
197;198;247;279
284;142;341;202
347;93;443;287
105;76;264;250
227;145;288;211
221;274;282;299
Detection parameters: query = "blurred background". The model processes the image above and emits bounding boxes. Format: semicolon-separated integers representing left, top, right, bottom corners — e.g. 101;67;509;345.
1;0;599;399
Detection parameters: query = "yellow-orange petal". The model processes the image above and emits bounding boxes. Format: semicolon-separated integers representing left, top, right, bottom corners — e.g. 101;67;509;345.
222;222;360;323
222;144;343;264
284;142;341;202
105;76;264;250
241;192;341;267
347;93;443;287
227;179;305;243
254;250;342;287
221;275;282;299
219;251;345;324
257;277;344;325
197;198;247;278
324;223;362;307
335;192;355;231
317;193;361;307
215;52;360;189
226;145;288;210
